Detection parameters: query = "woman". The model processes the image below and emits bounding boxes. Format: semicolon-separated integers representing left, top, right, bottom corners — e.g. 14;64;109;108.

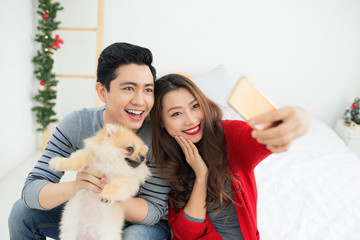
150;74;311;240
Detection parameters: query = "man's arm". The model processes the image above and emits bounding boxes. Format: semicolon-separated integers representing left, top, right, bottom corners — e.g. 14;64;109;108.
122;197;149;223
122;157;171;225
22;110;103;210
22;123;75;209
38;167;106;209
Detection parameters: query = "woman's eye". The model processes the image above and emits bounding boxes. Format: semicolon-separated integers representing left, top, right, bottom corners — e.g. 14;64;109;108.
171;112;181;117
193;103;200;109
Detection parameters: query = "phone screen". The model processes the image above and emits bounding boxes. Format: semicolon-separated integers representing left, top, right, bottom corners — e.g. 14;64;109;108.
227;77;277;129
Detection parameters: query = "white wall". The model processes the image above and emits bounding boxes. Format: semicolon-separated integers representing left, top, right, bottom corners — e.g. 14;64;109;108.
1;0;360;177
53;0;99;119
53;0;360;126
102;0;360;127
0;1;37;179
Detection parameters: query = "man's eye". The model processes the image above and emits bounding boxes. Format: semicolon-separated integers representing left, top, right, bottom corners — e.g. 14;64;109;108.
145;88;153;93
123;87;134;91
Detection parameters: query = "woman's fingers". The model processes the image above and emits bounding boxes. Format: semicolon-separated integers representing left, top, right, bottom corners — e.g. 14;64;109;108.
176;136;195;159
187;138;199;155
253;119;298;146
175;136;189;157
265;142;291;153
181;137;196;159
250;106;293;127
175;136;208;179
251;107;312;152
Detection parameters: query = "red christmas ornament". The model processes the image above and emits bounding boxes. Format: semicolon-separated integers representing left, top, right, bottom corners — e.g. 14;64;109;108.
43;13;49;19
40;80;44;86
50;34;64;49
351;104;356;109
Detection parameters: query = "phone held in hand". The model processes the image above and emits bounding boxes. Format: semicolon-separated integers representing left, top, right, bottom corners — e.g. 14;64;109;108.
227;77;277;130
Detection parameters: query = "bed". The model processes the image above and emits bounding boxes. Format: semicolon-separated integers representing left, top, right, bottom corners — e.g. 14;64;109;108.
190;65;360;239
256;119;360;239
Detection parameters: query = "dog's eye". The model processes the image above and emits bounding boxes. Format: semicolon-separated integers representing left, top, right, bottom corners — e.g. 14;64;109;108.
126;146;134;153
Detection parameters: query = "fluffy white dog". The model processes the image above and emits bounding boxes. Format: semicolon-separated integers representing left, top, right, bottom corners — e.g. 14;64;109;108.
49;124;151;240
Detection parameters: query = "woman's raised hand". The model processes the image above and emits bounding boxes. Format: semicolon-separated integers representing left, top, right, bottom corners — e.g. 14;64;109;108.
249;106;312;153
175;136;208;180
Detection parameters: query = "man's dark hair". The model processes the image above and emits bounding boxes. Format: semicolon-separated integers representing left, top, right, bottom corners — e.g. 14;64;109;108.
97;42;156;91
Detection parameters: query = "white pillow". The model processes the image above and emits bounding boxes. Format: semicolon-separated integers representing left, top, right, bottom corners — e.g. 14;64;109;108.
191;65;244;120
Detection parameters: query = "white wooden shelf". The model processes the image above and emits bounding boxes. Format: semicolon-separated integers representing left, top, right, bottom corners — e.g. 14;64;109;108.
334;119;360;158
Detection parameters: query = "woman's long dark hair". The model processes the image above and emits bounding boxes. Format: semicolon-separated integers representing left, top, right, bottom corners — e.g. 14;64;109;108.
151;74;237;212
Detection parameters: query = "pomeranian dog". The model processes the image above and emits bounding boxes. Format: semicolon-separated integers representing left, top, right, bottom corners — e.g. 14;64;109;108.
49;123;151;240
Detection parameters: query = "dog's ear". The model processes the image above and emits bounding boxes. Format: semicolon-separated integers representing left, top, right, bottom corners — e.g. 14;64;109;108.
105;124;118;137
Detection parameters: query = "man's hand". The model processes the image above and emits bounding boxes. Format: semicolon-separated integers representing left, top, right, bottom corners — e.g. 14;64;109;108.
75;166;107;193
249;107;312;153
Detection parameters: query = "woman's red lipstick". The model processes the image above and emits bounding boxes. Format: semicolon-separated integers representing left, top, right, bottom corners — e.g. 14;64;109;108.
183;124;201;135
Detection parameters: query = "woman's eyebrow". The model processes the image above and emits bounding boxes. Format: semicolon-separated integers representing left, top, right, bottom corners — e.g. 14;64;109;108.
167;99;197;112
188;98;197;105
167;106;182;112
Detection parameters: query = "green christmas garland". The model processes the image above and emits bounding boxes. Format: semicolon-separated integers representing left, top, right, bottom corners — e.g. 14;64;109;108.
32;0;64;131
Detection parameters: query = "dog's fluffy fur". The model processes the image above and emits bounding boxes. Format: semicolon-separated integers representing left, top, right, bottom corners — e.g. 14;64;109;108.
49;124;151;240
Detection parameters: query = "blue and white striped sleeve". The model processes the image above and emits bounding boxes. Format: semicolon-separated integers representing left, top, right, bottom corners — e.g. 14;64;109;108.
22;112;80;210
138;149;171;225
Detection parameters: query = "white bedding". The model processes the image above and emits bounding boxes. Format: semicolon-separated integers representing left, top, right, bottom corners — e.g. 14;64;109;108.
255;119;360;240
191;65;360;239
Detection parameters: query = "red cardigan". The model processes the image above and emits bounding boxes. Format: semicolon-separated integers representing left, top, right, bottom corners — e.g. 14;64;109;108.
168;120;271;240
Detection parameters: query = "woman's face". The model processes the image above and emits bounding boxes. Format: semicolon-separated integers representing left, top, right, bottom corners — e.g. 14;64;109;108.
161;88;204;143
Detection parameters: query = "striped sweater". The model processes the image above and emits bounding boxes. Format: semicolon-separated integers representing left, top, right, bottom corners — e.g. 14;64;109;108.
22;106;170;225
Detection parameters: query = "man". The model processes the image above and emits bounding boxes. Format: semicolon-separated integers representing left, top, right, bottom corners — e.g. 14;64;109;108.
8;42;171;240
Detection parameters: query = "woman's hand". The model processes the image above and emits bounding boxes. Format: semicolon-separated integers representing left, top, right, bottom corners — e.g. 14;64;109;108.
249;106;312;153
176;136;209;219
175;136;208;180
74;166;107;193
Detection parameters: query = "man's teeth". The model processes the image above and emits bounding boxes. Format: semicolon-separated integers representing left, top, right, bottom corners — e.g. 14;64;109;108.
127;110;143;116
184;126;199;133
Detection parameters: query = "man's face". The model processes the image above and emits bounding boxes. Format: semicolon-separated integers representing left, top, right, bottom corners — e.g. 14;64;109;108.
98;63;154;131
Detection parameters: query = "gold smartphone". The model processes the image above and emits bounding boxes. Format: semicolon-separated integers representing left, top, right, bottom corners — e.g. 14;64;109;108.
227;77;277;129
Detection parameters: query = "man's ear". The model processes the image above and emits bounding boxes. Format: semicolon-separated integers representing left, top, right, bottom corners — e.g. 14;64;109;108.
96;82;107;103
